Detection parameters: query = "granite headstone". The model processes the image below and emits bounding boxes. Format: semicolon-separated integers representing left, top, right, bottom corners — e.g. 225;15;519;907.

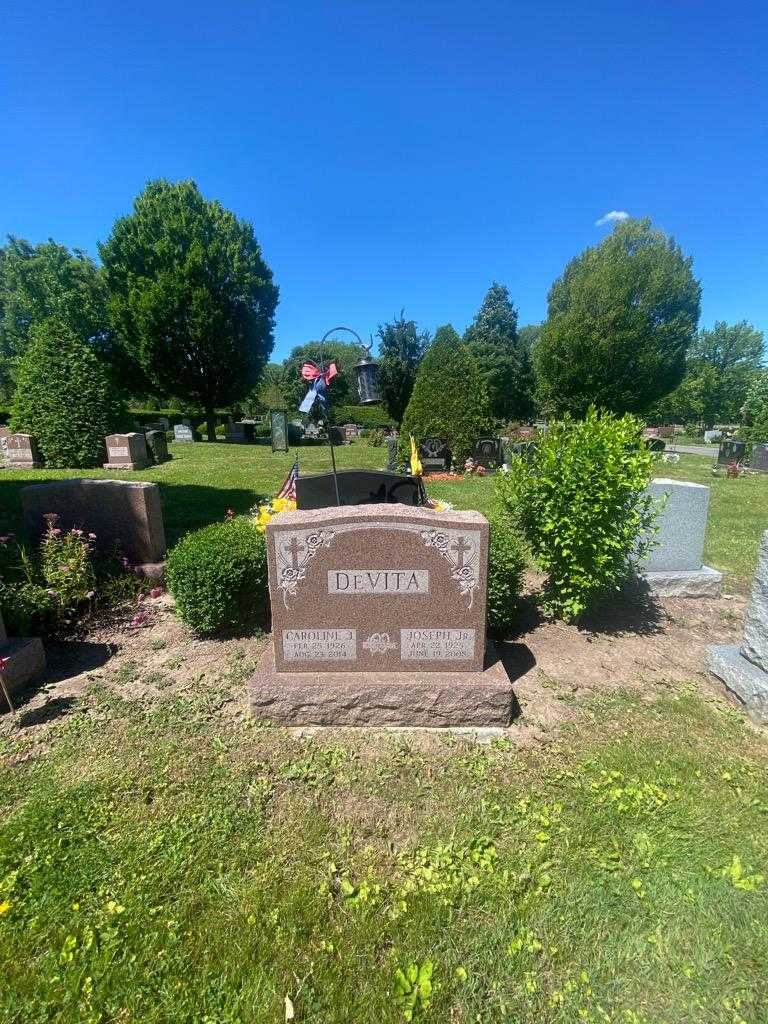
21;478;167;570
0;608;45;705
296;470;422;509
145;429;170;464
707;530;768;723
473;437;502;471
419;437;451;472
250;503;513;726
718;440;745;465
6;433;42;469
639;478;722;596
173;424;195;443
751;444;768;473
104;432;151;470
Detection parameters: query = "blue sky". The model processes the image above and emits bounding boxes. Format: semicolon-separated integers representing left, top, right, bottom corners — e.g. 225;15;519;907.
3;1;767;360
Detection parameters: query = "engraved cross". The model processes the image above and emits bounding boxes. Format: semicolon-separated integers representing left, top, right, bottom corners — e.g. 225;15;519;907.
451;535;471;569
286;536;306;569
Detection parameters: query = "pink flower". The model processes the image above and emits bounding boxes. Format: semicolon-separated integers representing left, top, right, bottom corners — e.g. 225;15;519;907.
0;657;8;674
149;586;164;599
131;610;149;628
88;533;97;540
71;528;83;538
58;564;69;573
51;528;62;538
225;507;236;520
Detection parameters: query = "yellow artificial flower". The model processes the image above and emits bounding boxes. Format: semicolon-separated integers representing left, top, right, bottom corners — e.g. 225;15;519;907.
254;505;273;533
0;900;10;915
409;435;423;478
271;497;296;514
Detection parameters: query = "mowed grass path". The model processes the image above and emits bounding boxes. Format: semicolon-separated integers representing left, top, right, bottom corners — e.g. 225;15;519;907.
1;675;767;1023
1;442;766;585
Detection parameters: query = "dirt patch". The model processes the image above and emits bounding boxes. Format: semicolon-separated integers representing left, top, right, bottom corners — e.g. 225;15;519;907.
0;580;751;753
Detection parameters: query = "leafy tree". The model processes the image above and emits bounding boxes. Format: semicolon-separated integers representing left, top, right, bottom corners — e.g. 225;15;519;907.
100;179;278;441
10;317;127;468
534;218;701;417
647;321;764;426
376;311;430;423
282;339;365;416
690;320;764;372
399;324;494;464
254;362;292;412
464;283;535;422
0;236;111;398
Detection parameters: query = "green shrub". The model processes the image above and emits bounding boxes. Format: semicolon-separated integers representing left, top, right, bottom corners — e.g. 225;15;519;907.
487;518;526;634
399;325;494;465
10;316;128;468
495;407;655;621
367;428;385;447
166;517;268;635
334;405;397;429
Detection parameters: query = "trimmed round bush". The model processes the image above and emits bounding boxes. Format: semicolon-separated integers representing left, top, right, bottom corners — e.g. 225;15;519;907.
166;517;268;635
11;316;127;468
487;518;526;634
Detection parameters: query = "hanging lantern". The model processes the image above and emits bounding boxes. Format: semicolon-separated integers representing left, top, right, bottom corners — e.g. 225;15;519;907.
354;344;382;405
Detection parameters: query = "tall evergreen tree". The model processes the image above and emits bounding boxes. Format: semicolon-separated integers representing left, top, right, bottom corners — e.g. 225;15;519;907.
464;282;535;422
535;218;701;417
399;324;494;464
100;179;278;441
376;311;430;423
11;317;127;468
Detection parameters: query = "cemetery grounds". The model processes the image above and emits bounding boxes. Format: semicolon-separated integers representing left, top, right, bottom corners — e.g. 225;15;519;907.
1;441;767;1023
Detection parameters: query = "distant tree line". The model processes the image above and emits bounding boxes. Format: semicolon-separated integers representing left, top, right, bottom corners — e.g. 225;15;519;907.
1;194;763;466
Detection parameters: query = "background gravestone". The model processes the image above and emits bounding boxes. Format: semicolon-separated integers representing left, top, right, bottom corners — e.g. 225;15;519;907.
173;424;195;443
250;503;513;726
22;478;167;569
104;432;150;470
0;426;9;467
270;410;289;452
385;435;398;471
329;426;345;447
638;478;722;596
751;444;768;473
145;429;170;464
419;437;451;472
718;440;745;465
6;433;42;469
225;421;255;443
473;437;502;470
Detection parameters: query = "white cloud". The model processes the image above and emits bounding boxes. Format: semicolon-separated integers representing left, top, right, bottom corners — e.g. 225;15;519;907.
595;210;630;227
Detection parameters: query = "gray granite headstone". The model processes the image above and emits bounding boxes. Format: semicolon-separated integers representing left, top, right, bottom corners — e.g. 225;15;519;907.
751;444;768;473
639;479;722;597
642;479;709;572
173;424;194;443
707;530;768;722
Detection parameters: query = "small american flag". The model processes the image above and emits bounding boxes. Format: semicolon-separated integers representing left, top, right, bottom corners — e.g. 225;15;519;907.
276;458;299;500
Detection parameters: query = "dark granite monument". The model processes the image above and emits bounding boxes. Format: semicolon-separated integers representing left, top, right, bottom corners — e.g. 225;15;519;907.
718;440;746;465
418;437;451;473
296;470;423;510
473;437;502;471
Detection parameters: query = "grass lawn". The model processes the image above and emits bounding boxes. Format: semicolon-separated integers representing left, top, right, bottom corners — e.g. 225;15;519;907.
2;442;767;589
1;670;767;1023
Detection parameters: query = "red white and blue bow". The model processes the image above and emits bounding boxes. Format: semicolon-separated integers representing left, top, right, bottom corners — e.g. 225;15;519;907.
299;361;338;414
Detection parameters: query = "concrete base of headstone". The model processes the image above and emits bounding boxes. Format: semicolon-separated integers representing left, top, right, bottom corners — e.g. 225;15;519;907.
705;644;768;724
642;565;722;598
135;561;166;581
250;641;514;728
0;637;45;702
